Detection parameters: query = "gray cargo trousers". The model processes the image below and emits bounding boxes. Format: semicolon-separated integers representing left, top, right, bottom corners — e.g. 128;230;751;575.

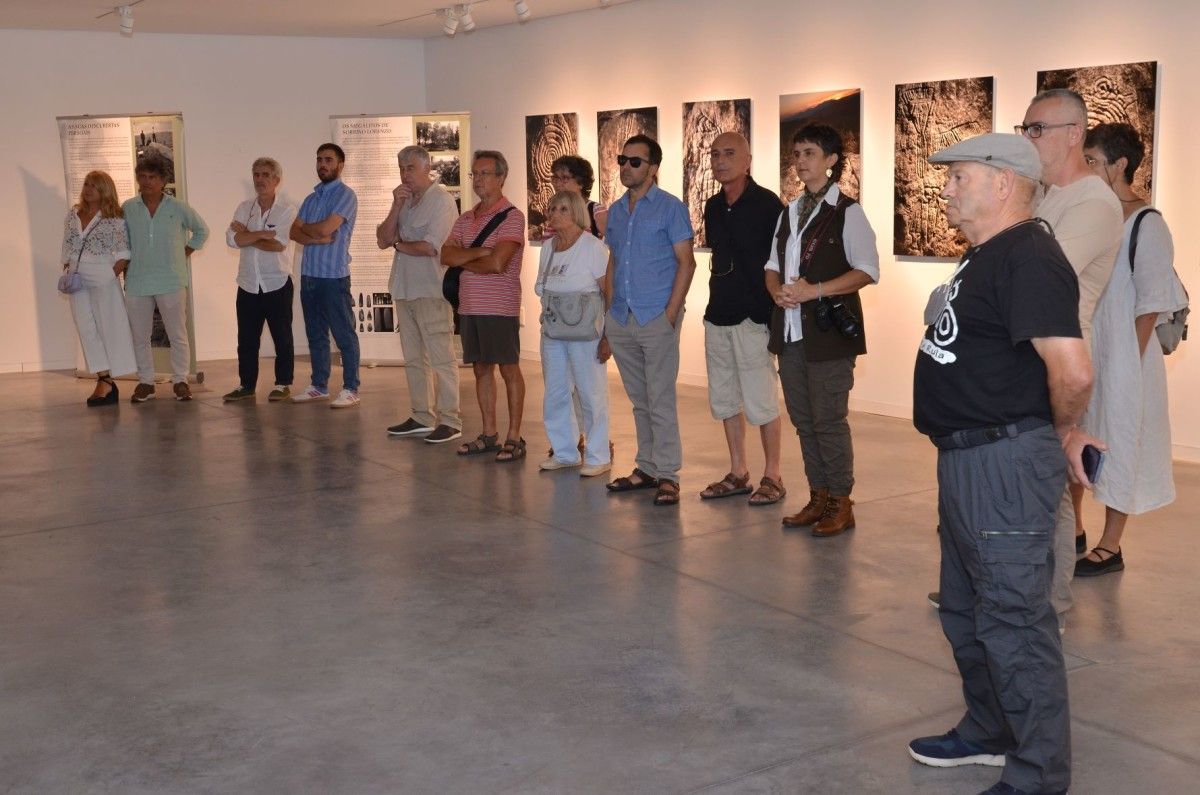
934;422;1071;793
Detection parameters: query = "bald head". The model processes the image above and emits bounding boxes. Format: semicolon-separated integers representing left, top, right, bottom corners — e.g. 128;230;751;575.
709;131;751;189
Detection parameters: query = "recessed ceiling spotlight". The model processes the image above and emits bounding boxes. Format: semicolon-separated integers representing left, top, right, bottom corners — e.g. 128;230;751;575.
457;4;476;32
513;1;531;21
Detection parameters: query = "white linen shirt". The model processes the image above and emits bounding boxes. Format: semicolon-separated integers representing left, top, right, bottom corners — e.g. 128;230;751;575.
226;197;298;294
764;184;879;343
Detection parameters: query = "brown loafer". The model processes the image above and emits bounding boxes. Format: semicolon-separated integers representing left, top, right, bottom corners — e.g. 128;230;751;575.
173;381;193;401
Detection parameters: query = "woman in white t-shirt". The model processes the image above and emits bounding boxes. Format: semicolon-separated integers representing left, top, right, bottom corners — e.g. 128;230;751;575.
535;191;612;476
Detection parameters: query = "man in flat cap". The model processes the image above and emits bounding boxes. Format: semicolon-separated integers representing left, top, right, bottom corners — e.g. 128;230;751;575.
906;133;1099;795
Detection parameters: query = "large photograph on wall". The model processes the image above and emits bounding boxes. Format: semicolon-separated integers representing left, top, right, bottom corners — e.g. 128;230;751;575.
894;76;994;258
682;99;751;249
779;89;861;204
597;106;658;206
526;112;579;242
1037;61;1158;197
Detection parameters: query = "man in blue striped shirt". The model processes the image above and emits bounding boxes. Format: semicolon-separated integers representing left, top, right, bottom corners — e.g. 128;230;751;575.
289;143;361;408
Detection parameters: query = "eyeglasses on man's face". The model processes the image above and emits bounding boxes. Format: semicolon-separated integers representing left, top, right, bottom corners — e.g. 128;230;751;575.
471;170;498;179
616;155;650;168
1014;122;1077;139
1083;155;1112;167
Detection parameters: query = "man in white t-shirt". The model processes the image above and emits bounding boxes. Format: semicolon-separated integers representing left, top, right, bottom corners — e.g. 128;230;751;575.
223;157;299;403
377;145;462;444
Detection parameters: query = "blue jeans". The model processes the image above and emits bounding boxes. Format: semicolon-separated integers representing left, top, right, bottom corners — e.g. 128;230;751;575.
300;275;360;391
540;334;610;466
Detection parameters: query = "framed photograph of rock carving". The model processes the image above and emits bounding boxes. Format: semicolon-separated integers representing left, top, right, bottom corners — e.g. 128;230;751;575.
596;106;658;206
779;89;861;204
894;76;994;257
526;112;579;242
682;98;751;249
1037;61;1158;197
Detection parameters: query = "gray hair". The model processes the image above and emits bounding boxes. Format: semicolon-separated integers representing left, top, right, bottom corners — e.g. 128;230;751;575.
251;157;282;179
1030;88;1088;126
397;145;431;169
473;149;509;180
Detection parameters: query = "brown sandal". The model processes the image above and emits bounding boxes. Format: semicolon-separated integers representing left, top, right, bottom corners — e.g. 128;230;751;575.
653;480;680;506
607;468;658;492
748;476;786;506
457;433;500;456
700;472;752;500
495;437;527;463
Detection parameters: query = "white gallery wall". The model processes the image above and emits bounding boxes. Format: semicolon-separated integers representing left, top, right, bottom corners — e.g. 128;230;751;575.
0;29;426;374
423;0;1200;461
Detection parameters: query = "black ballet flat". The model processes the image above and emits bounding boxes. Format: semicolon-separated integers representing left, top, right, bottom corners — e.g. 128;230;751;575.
86;377;119;407
1074;546;1124;577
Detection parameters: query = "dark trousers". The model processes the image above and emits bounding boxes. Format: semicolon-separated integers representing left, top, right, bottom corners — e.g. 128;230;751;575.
936;425;1071;792
236;279;294;390
778;343;856;495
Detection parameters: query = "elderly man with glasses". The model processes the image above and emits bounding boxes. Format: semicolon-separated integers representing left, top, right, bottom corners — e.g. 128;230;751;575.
602;134;696;506
1020;88;1122;633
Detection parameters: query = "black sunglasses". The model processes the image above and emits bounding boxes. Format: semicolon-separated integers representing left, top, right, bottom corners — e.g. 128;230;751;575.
616;155;651;168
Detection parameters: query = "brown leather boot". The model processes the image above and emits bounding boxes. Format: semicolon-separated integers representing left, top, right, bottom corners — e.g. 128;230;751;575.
782;488;829;528
812;495;855;537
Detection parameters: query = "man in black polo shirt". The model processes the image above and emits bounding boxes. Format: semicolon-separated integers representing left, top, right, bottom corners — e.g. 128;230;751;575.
697;132;787;505
907;133;1100;795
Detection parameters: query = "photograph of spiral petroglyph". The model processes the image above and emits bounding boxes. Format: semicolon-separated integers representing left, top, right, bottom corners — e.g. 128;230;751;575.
682;99;751;249
525;113;579;242
1038;61;1157;197
597;107;658;206
894;76;994;257
779;90;861;204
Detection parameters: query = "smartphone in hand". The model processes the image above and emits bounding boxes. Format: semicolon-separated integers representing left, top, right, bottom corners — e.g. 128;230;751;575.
1082;444;1105;484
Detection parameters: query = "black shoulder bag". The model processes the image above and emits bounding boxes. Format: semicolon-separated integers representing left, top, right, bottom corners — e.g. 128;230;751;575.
442;207;516;308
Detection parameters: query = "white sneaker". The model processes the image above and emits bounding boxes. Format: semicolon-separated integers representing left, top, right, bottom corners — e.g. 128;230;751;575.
539;456;582;471
330;389;360;409
580;461;612;478
291;385;329;403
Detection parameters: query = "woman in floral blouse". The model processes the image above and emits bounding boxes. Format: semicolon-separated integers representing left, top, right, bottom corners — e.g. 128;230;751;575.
61;170;136;405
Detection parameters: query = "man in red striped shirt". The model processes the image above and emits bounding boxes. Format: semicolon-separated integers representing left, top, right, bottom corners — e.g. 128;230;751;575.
441;150;529;462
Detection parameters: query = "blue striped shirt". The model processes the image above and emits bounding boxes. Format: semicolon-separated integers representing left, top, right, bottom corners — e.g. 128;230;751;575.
606;183;693;326
297;178;357;278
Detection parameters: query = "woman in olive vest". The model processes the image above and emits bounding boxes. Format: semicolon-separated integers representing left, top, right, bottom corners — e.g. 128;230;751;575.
765;125;880;537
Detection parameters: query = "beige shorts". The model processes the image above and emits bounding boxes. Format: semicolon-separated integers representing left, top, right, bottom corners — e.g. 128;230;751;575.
704;318;781;425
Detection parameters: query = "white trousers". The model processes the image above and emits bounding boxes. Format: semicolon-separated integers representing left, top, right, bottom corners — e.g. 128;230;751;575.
125;288;190;384
69;255;136;376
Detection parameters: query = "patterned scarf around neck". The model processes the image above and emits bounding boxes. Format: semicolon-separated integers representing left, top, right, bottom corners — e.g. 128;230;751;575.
796;180;834;231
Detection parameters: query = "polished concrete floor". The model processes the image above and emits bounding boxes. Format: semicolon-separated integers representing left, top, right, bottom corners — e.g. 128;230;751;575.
2;358;1198;794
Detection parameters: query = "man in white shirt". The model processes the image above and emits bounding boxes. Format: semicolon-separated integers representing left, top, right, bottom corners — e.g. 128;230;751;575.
223;157;299;402
376;145;462;444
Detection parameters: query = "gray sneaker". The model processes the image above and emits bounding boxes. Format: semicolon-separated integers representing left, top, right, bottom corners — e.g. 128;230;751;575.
424;424;463;444
268;385;291;402
223;386;255;402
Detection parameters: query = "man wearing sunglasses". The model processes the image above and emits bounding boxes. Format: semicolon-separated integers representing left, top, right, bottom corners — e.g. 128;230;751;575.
1020;88;1122;633
603;134;696;506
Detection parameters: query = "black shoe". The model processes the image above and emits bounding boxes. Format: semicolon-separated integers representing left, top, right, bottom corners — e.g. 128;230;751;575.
387;418;433;436
1075;531;1087;556
1075;546;1124;577
86;377;118;407
424;424;463;444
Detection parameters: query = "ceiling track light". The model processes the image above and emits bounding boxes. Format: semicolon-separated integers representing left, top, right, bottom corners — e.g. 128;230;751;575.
456;4;476;32
440;7;458;36
513;1;531;22
117;5;134;36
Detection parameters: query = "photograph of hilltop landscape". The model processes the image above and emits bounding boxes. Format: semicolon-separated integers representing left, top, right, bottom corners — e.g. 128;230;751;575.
778;89;861;204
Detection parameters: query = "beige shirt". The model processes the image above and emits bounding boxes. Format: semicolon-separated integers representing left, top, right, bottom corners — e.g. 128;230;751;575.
387;183;459;301
1035;175;1122;340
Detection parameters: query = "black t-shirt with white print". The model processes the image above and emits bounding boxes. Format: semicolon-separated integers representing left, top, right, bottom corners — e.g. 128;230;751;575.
913;220;1081;438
